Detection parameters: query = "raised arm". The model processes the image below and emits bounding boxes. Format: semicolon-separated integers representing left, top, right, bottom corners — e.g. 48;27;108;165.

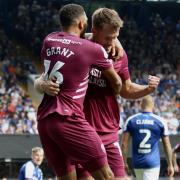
120;75;160;99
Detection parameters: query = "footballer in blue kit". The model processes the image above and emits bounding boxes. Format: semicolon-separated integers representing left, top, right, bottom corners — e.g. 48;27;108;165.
122;95;174;180
124;111;168;168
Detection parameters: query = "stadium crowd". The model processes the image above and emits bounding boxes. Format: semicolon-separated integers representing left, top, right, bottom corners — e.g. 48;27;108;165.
0;0;179;134
0;30;37;134
119;13;180;134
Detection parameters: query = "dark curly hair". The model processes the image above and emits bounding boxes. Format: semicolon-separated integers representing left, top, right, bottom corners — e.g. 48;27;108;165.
59;4;85;29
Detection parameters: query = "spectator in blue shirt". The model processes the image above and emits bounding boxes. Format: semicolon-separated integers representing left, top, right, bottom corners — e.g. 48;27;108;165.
18;147;44;180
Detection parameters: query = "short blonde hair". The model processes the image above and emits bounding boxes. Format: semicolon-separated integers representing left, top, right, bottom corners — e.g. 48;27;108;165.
92;8;123;30
31;147;44;155
141;95;154;110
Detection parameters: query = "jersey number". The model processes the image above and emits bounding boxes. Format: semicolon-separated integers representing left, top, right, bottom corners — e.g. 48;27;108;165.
44;59;65;84
138;129;151;153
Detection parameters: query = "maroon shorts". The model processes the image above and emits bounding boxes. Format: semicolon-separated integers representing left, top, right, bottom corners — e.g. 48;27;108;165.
76;132;126;178
37;113;108;177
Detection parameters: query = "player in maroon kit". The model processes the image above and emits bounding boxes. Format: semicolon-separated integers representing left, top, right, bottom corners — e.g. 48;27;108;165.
35;4;122;180
78;8;159;180
35;7;160;180
172;143;180;176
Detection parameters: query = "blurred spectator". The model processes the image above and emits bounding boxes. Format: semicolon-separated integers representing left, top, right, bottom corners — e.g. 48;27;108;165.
18;146;44;180
0;76;37;134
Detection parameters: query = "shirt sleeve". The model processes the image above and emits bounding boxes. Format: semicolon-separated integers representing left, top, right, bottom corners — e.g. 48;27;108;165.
123;118;131;132
39;169;43;180
25;161;34;179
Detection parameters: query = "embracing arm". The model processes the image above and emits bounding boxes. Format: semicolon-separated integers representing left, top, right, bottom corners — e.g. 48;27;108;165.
107;38;124;60
34;74;60;96
102;67;122;96
35;67;122;97
34;74;46;94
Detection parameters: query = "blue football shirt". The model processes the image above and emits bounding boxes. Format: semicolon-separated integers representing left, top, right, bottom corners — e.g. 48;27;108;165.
18;160;43;180
124;112;169;168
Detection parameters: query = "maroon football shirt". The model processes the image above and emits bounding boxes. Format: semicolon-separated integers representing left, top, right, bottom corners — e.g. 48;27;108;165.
37;32;112;120
84;51;130;133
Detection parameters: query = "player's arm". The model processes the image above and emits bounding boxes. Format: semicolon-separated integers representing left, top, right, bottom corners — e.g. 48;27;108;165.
34;74;60;96
120;75;160;99
34;68;122;97
172;146;179;172
161;136;174;177
102;67;122;96
121;132;130;174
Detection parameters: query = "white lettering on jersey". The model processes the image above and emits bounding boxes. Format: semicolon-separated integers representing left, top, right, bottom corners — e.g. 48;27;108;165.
46;47;74;58
89;68;107;87
138;149;151;154
89;76;106;87
90;68;101;78
47;37;82;45
44;59;64;85
138;129;151;154
136;119;154;125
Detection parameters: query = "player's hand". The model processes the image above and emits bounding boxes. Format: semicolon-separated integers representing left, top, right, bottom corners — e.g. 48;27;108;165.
167;165;174;177
174;164;179;172
107;38;124;61
42;77;60;96
147;75;160;92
